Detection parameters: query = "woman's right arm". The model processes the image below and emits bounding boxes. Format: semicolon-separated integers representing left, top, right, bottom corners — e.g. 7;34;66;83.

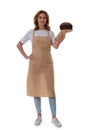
17;41;34;59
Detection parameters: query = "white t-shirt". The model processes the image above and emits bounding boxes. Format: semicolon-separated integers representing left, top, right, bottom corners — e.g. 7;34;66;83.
20;29;56;44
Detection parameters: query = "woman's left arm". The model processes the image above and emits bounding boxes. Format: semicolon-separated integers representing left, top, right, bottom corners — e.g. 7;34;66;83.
51;40;60;49
51;30;66;49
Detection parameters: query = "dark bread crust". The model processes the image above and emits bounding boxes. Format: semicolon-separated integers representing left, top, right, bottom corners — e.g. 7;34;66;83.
60;22;73;30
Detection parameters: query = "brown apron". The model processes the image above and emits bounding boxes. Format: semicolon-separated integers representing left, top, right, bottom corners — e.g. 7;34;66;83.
27;31;55;97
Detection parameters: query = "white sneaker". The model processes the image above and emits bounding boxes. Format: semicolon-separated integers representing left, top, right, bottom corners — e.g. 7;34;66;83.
34;116;42;126
52;118;62;127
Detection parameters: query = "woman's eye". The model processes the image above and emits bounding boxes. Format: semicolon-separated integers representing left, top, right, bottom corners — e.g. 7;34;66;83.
39;16;46;19
39;16;41;19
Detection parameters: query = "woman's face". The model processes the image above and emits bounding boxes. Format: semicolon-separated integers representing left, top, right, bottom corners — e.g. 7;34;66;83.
38;13;47;29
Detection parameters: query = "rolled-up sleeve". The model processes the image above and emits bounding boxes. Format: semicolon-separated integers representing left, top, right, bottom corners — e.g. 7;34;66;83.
20;30;33;44
50;31;56;43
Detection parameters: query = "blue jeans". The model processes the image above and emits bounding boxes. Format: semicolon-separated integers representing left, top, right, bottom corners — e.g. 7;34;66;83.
34;97;56;115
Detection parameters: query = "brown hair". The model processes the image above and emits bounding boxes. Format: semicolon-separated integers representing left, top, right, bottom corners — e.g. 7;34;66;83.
34;10;50;30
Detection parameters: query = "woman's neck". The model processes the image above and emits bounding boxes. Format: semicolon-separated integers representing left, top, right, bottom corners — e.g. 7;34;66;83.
39;26;45;30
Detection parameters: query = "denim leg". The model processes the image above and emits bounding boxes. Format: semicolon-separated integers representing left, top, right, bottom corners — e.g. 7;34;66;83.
34;97;41;114
49;97;56;115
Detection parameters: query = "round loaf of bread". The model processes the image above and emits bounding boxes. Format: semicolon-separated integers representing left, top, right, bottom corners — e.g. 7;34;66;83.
60;22;73;30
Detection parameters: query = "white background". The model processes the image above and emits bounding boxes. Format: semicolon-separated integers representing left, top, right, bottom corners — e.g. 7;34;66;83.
0;0;86;130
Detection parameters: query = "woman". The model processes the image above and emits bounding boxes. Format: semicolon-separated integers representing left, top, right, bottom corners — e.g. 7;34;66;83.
17;10;66;127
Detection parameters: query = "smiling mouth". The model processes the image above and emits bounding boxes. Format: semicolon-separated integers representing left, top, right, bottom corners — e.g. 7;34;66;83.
41;22;44;23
